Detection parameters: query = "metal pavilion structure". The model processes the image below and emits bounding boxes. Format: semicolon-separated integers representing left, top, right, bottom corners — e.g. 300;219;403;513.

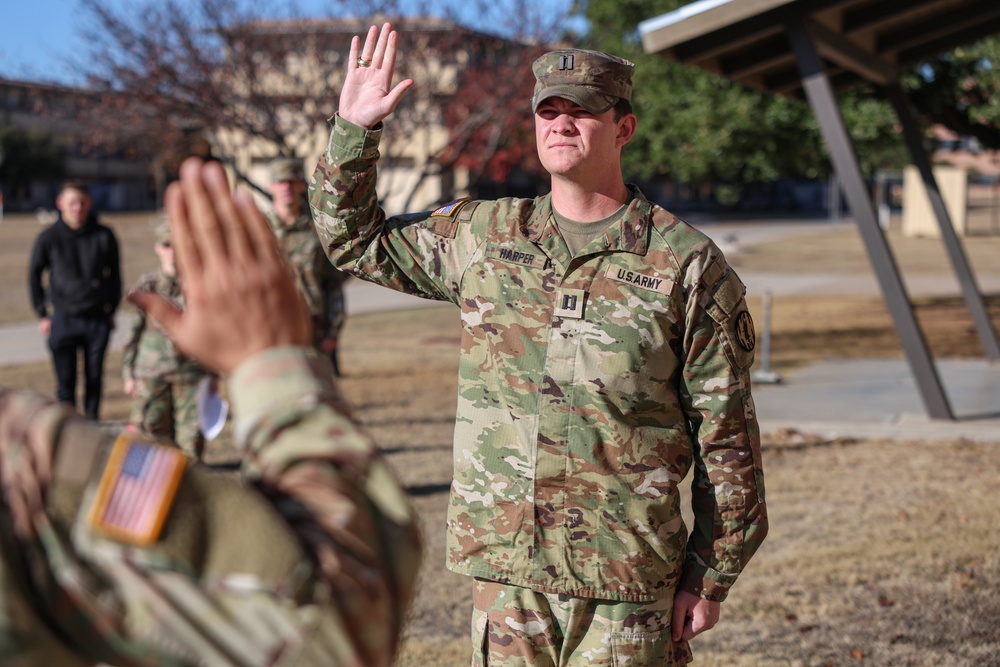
639;0;1000;420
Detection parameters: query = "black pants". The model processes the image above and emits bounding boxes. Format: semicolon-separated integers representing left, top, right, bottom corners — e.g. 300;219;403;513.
47;311;112;420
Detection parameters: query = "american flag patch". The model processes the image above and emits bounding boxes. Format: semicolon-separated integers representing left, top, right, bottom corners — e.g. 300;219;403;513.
431;197;470;217
87;434;185;546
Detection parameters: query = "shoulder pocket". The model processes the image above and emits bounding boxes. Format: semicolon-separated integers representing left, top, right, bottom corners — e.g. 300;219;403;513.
704;271;755;371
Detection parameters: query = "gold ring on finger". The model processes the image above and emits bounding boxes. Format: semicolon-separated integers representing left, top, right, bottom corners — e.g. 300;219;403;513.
357;57;371;67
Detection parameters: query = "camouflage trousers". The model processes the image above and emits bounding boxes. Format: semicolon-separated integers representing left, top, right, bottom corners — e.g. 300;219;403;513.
129;374;205;459
471;579;692;667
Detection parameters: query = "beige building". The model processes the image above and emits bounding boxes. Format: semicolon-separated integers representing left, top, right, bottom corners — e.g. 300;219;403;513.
3;19;546;215
0;77;152;211
212;17;542;215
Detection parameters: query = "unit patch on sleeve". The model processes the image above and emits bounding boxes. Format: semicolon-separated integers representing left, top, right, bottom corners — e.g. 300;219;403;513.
734;310;756;352
87;433;186;546
605;265;673;295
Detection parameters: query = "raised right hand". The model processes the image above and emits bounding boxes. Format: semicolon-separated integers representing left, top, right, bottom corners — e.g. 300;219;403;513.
338;22;414;129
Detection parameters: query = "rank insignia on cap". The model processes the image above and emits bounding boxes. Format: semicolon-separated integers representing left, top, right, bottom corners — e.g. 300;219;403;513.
87;433;186;546
431;197;471;218
734;310;756;352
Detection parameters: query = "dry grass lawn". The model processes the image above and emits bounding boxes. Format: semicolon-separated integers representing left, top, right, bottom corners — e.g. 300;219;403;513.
330;309;1000;667
2;205;1000;666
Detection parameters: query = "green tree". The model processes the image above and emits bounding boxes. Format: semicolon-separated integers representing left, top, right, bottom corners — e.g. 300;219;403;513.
0;126;65;197
577;0;910;204
904;37;1000;151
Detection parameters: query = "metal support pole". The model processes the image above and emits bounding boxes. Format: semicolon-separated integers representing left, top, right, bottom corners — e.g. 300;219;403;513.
994;179;999;236
786;18;953;420
753;290;782;384
883;82;1000;361
828;173;840;222
875;171;890;231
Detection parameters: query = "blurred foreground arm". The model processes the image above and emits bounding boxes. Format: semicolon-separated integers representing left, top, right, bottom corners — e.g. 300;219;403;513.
0;158;421;666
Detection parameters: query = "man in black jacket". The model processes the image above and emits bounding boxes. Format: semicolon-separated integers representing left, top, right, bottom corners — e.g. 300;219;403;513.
28;181;122;419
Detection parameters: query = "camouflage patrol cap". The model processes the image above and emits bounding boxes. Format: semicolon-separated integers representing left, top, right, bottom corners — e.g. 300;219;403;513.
153;214;171;246
269;157;305;183
531;49;634;115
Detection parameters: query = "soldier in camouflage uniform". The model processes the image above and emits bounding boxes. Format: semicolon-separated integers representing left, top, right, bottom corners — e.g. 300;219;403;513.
268;158;348;376
0;157;421;667
310;23;768;666
121;220;213;459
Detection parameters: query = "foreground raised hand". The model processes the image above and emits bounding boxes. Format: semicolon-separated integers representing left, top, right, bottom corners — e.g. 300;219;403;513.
128;158;312;375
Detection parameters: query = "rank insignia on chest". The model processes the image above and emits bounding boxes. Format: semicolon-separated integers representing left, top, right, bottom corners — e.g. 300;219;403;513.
87;433;186;546
553;288;587;319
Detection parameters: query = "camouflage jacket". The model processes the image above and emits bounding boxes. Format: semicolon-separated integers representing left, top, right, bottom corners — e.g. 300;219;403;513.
121;271;207;381
268;210;347;344
310;115;767;602
0;347;421;666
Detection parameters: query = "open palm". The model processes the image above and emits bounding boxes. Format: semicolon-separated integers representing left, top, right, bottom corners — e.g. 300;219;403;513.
338;23;414;129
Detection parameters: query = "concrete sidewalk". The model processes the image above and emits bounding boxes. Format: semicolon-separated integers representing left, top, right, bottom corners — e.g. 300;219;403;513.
0;218;852;368
0;279;444;368
4;219;998;442
752;358;1000;443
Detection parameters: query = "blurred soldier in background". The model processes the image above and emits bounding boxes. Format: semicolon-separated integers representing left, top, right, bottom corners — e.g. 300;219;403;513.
0;157;421;666
121;218;214;460
268;158;348;376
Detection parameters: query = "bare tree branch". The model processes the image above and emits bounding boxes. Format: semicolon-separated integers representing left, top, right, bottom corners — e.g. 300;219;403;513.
75;0;572;207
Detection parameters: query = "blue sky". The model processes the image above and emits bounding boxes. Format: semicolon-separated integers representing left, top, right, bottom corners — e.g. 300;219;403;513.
0;0;86;84
0;0;588;87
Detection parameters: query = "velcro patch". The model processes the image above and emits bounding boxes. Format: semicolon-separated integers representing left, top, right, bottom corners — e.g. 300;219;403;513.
701;260;724;289
431;197;471;218
605;265;673;295
485;243;550;270
87;433;186;546
713;272;744;314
